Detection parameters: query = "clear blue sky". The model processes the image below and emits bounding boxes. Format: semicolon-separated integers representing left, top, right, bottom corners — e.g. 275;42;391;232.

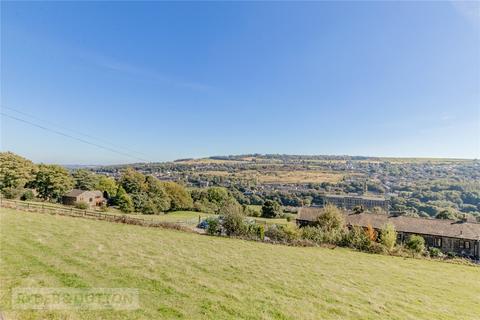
1;1;479;164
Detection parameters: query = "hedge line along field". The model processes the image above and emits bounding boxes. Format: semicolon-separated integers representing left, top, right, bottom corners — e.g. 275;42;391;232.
1;208;479;320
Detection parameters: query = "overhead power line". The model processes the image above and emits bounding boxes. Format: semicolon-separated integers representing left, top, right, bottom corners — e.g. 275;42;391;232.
1;112;149;162
1;105;151;159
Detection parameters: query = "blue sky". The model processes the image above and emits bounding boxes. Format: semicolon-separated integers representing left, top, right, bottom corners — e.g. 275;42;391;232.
1;1;479;164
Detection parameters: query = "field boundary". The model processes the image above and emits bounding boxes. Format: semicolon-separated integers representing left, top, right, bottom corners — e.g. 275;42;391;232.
0;199;195;232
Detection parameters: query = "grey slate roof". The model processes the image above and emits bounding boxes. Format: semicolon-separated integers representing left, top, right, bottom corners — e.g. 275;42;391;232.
64;189;87;197
64;189;104;198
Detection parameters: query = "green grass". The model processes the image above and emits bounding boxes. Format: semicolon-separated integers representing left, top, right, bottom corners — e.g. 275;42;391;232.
1;208;479;320
105;210;213;226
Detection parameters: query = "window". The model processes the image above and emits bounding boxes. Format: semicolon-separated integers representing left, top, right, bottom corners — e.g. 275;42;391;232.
435;238;442;247
89;198;93;202
465;241;470;249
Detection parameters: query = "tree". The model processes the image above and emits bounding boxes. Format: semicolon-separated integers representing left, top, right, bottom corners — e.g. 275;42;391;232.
119;168;146;194
95;175;118;199
144;175;171;213
405;235;425;257
31;164;74;201
435;208;458;220
162;181;192;211
261;200;282;218
380;223;397;252
72;169;99;190
314;204;344;232
221;201;246;236
0;152;36;192
116;186;134;213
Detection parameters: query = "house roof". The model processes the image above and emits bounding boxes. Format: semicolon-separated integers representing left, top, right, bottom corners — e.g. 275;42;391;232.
297;208;480;240
64;189;104;198
324;194;388;201
64;189;87;197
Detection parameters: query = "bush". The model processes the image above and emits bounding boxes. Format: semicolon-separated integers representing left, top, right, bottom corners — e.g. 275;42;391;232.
99;203;109;212
446;251;457;259
243;205;261;217
1;187;23;199
365;224;377;241
429;247;443;258
379;223;397;252
74;201;89;210
280;212;294;222
245;223;265;240
20;189;35;201
261;200;282;218
265;224;299;243
205;217;220;235
368;242;387;254
314;204;345;232
300;226;325;244
405;235;425;256
343;226;372;251
222;210;246;236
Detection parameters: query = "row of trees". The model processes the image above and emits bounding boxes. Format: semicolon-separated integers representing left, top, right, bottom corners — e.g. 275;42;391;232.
0;152;246;216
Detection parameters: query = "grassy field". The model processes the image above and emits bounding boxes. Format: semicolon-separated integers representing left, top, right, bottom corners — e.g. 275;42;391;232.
104;210;213;226
1;208;479;320
198;169;345;184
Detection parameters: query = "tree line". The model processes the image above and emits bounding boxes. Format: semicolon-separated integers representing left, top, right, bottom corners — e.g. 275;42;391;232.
0;152;255;215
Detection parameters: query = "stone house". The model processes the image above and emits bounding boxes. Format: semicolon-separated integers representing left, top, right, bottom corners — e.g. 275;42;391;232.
63;189;106;209
296;208;480;260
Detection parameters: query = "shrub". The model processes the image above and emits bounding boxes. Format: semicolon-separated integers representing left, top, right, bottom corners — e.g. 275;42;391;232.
344;226;372;251
300;226;325;244
368;242;387;254
99;203;109;212
1;187;23;199
223;210;246;236
20;189;35;201
405;235;425;256
245;223;265;240
365;224;377;241
74;201;89;210
379;223;397;252
429;247;443;258
261;200;282;218
243;205;261;217
446;251;457;259
280;212;294;222
205;217;220;235
256;224;265;240
314;204;345;232
265;224;299;243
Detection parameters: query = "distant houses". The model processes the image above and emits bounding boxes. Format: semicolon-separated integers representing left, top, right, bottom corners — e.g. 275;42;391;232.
296;208;480;260
63;189;105;209
322;194;390;212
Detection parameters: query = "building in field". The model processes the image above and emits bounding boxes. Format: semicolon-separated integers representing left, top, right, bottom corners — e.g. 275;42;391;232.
63;189;105;208
296;208;480;260
322;194;389;212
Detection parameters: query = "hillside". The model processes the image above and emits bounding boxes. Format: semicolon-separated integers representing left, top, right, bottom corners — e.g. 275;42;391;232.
1;208;479;320
92;154;480;221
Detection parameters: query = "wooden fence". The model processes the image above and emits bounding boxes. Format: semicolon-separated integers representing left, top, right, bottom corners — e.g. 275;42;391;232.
0;199;195;232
